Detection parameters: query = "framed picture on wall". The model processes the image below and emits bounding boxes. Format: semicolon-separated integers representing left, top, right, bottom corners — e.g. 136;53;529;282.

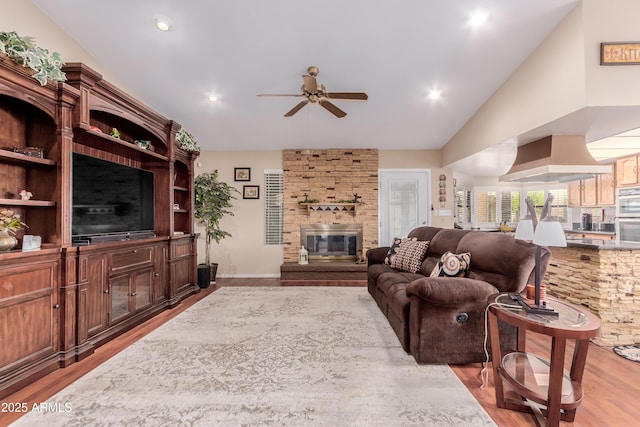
243;185;260;199
234;167;251;181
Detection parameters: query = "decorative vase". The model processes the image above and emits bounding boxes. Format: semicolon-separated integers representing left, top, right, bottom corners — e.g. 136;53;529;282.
0;230;17;251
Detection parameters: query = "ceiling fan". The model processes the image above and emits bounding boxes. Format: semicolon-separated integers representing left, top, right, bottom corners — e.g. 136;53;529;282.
257;66;368;118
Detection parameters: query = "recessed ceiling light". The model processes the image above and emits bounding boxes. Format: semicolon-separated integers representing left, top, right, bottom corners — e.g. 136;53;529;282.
469;10;489;28
428;89;441;100
154;17;172;32
208;95;218;102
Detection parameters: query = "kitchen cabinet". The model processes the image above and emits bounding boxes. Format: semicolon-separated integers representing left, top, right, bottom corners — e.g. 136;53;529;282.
568;178;597;207
597;171;616;206
568;165;615;207
616;155;639;187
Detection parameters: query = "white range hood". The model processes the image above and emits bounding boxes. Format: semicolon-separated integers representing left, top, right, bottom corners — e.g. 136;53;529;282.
500;135;612;183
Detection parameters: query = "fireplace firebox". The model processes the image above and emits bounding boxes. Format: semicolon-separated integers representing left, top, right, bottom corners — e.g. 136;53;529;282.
300;224;363;262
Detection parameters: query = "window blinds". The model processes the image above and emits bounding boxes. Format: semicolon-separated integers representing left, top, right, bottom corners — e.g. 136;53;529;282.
264;170;283;245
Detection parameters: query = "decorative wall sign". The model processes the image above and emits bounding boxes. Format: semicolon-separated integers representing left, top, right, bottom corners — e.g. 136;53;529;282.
234;167;251;181
601;42;640;65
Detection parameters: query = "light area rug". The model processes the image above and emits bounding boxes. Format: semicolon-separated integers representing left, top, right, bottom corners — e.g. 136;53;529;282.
13;287;495;426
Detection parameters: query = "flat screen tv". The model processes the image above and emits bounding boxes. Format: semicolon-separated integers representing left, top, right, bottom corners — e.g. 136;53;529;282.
72;153;155;239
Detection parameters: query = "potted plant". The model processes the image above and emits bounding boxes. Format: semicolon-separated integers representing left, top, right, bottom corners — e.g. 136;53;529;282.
194;170;239;287
0;208;27;251
175;128;200;153
0;31;66;86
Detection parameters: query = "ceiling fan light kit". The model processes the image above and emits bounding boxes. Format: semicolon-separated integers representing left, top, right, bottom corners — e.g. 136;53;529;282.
258;66;368;118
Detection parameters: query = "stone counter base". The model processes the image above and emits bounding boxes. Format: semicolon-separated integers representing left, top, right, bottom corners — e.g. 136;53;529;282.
545;246;639;347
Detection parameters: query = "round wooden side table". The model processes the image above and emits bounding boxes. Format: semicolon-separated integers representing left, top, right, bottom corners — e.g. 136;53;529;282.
487;293;600;427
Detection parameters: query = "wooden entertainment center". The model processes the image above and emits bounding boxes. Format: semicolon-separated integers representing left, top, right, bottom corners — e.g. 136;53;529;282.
0;55;199;398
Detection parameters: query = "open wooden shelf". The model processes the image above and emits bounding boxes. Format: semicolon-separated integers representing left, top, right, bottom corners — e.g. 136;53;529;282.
77;128;169;162
0;198;55;207
0;150;56;166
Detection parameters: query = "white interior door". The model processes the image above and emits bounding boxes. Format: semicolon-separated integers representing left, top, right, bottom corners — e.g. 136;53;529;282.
379;170;430;246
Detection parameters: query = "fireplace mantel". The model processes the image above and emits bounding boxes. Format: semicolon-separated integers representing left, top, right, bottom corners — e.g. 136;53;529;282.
299;203;360;215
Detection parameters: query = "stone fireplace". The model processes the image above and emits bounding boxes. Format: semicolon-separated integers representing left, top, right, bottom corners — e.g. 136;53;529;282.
282;149;379;263
300;224;363;262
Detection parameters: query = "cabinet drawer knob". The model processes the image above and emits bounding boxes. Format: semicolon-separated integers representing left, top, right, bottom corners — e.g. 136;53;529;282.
53;304;60;309
131;292;137;296
132;250;137;253
104;289;110;294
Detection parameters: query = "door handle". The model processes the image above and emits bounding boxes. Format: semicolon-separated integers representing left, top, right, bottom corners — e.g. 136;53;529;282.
131;292;137;296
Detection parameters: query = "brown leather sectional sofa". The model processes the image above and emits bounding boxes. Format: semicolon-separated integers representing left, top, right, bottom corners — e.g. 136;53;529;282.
367;226;549;364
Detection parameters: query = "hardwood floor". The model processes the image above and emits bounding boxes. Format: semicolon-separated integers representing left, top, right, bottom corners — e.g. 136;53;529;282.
2;278;639;426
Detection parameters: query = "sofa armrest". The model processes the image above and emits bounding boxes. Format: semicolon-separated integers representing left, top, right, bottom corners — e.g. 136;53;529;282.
366;246;390;266
405;277;499;306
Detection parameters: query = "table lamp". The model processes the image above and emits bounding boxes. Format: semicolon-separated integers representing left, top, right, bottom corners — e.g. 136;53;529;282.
514;194;566;315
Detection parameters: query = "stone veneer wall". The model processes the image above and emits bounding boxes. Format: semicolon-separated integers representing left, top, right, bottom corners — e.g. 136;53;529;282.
283;149;378;263
545;246;640;346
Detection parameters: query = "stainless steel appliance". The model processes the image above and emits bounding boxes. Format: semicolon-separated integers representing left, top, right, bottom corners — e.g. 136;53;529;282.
581;213;592;231
617;187;640;243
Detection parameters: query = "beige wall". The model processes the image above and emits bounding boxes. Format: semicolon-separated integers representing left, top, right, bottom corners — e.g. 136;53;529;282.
584;0;640;106
195;151;284;277
380;150;454;228
2;0;130;92
442;3;586;166
443;0;640;167
196;149;448;275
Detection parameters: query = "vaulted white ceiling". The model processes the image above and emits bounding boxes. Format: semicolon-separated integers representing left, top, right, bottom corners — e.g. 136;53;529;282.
33;0;579;158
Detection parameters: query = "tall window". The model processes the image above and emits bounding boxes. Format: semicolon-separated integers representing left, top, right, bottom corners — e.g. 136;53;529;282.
526;190;546;218
500;191;520;223
455;188;471;224
548;188;568;222
264;170;283;245
476;191;497;223
525;188;568;222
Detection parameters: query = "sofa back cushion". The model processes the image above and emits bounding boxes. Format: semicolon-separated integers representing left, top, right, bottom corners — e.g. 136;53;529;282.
418;228;471;276
408;226;442;242
456;231;537;293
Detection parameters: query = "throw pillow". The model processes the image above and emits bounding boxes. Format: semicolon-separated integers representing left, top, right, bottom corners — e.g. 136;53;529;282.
390;240;430;273
384;237;417;265
430;251;471;278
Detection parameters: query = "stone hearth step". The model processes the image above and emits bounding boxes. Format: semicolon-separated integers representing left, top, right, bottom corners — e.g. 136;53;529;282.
280;262;367;285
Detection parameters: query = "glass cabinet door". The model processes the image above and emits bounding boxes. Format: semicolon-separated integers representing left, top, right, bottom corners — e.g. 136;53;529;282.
110;275;131;323
133;269;153;312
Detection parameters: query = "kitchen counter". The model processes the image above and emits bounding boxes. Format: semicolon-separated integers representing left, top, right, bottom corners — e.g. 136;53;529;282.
564;229;615;236
544;243;640;347
565;239;640;250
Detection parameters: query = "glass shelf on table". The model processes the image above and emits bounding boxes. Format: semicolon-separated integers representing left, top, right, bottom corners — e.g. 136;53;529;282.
495;293;590;327
502;352;573;399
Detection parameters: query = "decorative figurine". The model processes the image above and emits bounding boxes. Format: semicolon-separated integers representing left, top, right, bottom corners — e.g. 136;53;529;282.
19;190;32;200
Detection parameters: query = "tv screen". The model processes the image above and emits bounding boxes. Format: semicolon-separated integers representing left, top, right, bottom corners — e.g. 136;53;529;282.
72;153;155;238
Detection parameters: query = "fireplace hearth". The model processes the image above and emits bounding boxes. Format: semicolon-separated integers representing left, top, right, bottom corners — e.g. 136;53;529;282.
300;224;363;262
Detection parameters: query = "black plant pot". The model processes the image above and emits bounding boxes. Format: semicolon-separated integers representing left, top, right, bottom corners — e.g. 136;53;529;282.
197;264;211;289
210;262;219;283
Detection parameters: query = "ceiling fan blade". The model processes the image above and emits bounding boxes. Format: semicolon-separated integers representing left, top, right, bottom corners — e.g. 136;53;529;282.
284;100;309;117
302;75;317;93
326;92;368;100
257;94;304;97
319;100;347;118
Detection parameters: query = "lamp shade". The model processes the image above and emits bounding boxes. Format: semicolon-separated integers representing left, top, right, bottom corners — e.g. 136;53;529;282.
533;219;567;247
514;218;535;241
